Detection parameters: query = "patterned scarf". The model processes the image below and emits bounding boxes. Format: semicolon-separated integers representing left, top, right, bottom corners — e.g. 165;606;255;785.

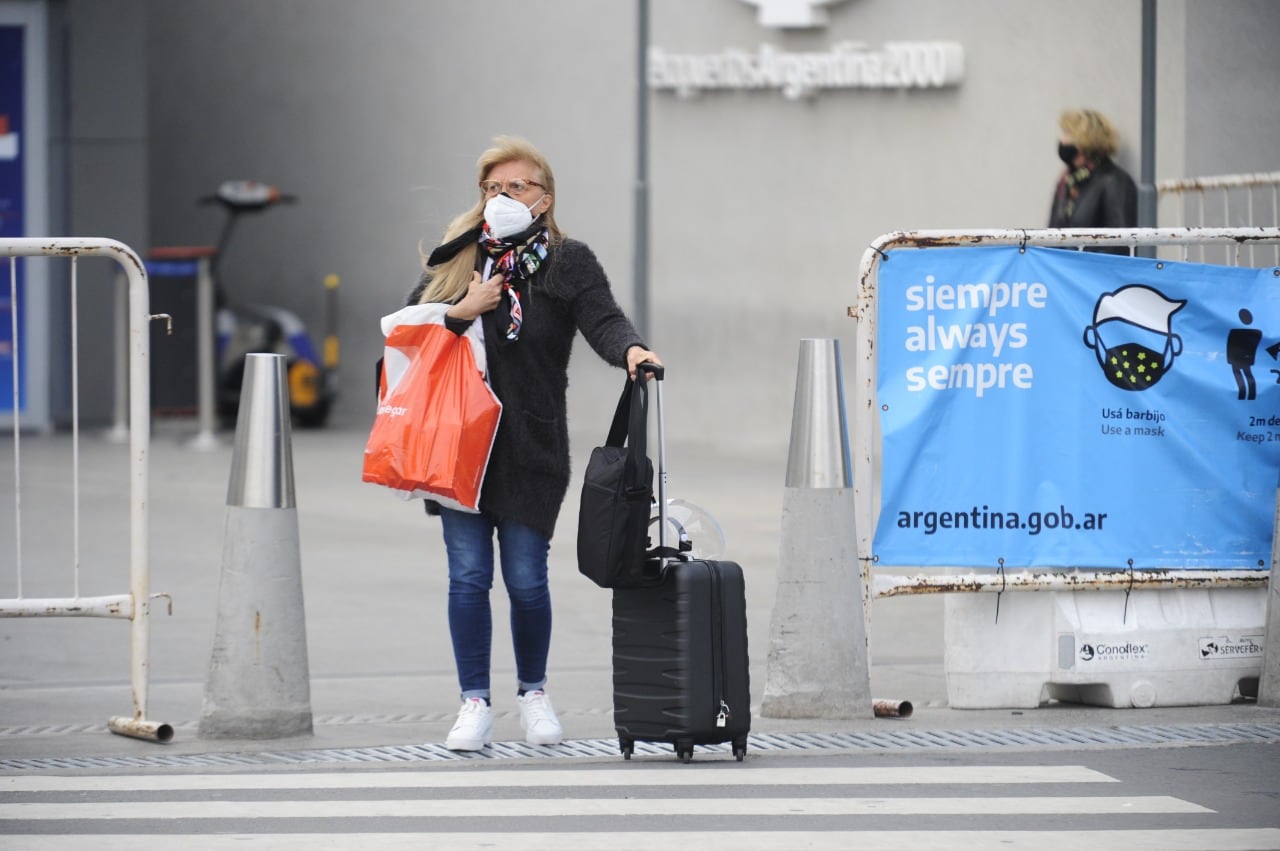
479;221;549;342
1057;163;1095;221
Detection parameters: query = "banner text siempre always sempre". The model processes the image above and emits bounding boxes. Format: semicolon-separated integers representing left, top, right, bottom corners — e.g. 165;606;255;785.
901;277;1048;397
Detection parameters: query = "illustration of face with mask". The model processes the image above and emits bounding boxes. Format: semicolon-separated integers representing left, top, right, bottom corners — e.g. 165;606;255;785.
1082;285;1186;391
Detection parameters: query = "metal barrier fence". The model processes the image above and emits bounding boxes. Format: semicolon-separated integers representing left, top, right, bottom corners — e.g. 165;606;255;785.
851;226;1280;600
0;237;171;742
1157;172;1280;266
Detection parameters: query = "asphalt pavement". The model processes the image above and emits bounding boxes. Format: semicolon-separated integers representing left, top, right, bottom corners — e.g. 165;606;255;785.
2;418;1279;767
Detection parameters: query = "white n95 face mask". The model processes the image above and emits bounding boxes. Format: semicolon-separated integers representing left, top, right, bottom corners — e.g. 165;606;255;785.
484;193;542;239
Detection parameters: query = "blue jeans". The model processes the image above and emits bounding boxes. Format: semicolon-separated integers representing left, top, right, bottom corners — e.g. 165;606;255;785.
438;507;552;700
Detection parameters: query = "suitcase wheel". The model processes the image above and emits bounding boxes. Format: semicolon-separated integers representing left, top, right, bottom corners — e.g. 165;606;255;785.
676;738;694;764
733;736;748;762
619;737;634;760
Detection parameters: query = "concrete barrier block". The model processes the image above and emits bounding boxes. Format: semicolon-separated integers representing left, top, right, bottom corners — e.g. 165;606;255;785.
762;486;870;718
762;338;871;718
198;354;313;739
945;588;1265;710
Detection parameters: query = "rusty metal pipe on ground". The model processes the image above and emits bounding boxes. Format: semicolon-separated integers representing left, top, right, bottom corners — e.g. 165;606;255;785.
873;699;913;718
108;716;175;743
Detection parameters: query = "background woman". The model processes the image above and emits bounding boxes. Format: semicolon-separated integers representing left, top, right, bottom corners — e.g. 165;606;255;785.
1048;108;1138;253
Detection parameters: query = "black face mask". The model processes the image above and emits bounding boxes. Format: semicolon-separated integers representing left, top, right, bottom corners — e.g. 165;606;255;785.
1058;142;1080;167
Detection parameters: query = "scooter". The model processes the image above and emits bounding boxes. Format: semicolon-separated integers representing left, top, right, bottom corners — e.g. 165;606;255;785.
201;180;338;428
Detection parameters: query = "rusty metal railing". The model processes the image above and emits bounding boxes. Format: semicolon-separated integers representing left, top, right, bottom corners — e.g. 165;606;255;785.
851;227;1280;599
1157;172;1280;266
0;237;172;742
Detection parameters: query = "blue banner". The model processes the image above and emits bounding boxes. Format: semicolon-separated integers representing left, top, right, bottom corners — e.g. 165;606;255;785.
874;246;1280;569
0;25;25;415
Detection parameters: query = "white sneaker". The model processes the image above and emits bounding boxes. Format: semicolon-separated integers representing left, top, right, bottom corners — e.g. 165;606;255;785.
445;698;493;751
517;690;563;745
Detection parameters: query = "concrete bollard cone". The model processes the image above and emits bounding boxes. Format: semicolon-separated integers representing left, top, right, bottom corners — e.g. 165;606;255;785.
198;354;313;739
1259;473;1280;707
761;338;873;719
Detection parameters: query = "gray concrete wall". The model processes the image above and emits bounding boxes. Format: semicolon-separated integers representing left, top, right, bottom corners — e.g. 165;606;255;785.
645;0;1147;453
1183;0;1280;177
145;0;638;438
44;0;148;426
140;0;1277;453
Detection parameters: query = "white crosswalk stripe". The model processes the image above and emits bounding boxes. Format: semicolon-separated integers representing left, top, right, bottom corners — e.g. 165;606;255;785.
7;831;1280;851
0;794;1213;820
0;764;1116;791
2;763;1277;851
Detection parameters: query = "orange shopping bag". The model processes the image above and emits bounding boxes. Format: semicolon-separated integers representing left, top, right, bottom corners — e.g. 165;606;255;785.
362;304;501;512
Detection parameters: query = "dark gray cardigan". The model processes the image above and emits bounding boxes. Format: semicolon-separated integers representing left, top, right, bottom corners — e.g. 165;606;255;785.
407;237;645;539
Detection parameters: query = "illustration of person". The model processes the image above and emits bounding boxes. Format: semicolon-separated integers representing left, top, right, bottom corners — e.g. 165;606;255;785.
1082;285;1186;392
1226;308;1263;401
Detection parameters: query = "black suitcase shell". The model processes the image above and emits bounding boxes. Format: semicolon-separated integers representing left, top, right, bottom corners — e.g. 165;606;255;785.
612;558;751;762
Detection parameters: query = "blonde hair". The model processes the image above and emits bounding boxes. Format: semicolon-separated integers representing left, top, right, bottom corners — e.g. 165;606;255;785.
1058;109;1120;158
418;135;562;304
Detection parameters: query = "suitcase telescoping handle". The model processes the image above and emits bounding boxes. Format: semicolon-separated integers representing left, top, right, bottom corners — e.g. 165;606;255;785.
638;362;668;562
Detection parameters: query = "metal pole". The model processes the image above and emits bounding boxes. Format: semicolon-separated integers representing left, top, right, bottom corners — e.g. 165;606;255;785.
128;245;152;730
1138;0;1158;230
187;256;219;450
111;238;171;741
323;273;340;374
107;271;129;442
633;0;650;340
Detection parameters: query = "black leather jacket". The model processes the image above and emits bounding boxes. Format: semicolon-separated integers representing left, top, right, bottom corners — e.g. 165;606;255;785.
1048;158;1138;229
1048;158;1138;255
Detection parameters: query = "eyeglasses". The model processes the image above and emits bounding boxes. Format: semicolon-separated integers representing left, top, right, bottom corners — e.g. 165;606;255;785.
479;178;545;197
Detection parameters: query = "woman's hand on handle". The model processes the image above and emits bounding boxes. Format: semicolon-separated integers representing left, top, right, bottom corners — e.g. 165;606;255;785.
626;345;663;380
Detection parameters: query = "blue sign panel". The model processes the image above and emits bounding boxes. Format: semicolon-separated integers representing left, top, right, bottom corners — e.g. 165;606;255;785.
874;246;1280;569
0;25;25;414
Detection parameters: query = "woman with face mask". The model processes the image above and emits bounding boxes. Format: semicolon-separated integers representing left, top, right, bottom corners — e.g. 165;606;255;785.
1048;108;1138;254
405;136;661;752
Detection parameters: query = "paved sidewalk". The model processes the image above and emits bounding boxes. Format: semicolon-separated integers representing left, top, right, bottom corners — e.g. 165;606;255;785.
2;423;1277;766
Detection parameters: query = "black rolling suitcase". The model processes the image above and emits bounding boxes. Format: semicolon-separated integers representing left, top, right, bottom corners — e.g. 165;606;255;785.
611;367;751;763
